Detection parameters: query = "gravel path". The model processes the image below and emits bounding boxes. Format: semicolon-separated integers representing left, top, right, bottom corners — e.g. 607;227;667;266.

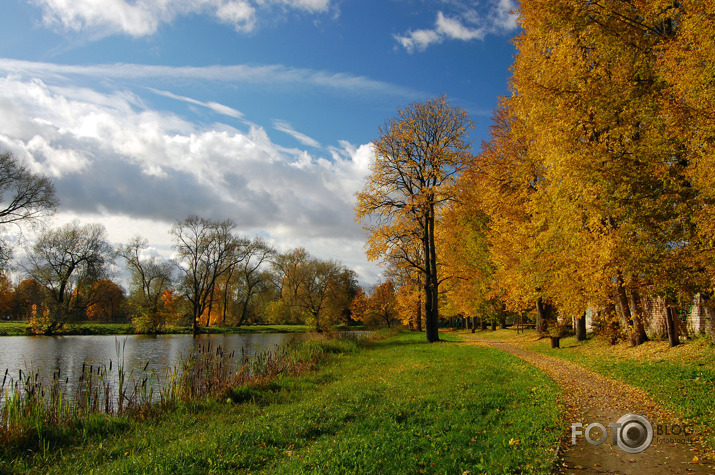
463;336;714;474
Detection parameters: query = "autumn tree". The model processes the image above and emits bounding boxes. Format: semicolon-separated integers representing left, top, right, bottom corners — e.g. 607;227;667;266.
287;257;344;332
0;272;14;318
439;177;495;327
655;1;715;344
0;152;58;266
85;279;125;322
171;215;244;335
13;279;46;320
270;248;311;324
386;259;423;331
325;267;359;326
272;248;354;331
119;235;173;330
23;221;114;334
229;237;275;326
508;0;700;345
356;96;473;342
349;286;369;325
461;97;559;334
366;280;399;328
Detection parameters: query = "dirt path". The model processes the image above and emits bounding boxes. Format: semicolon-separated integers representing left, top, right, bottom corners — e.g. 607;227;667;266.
462;336;714;474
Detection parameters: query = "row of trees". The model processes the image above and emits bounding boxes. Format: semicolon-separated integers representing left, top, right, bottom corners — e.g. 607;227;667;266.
357;2;715;345
5;217;365;335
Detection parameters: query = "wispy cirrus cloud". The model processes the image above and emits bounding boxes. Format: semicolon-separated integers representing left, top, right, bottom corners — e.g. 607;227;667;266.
29;0;336;38
273;120;321;148
148;88;244;119
395;0;519;53
0;58;420;99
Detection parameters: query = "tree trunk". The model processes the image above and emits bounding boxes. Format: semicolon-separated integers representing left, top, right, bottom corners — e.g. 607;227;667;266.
536;297;549;335
627;288;649;345
700;292;715;346
423;210;439;343
490;319;496;331
416;283;423;333
615;272;646;346
665;306;680;347
575;312;587;341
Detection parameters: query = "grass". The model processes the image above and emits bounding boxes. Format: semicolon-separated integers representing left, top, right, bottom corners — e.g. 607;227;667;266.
459;327;715;456
3;331;562;474
0;322;33;336
0;321;312;337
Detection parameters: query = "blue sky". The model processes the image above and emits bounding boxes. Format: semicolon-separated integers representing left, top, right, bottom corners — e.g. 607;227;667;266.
0;0;518;285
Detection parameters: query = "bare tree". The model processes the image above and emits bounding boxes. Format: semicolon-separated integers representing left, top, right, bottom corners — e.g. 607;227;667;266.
119;236;173;327
171;216;245;334
232;237;275;326
0;152;58;264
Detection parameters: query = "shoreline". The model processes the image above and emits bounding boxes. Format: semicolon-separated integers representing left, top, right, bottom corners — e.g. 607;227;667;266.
0;321;367;337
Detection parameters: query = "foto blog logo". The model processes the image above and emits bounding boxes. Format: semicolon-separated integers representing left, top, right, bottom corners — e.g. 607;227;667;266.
571;413;653;454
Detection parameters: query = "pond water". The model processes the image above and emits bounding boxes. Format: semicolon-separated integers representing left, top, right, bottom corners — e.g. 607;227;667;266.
0;332;305;404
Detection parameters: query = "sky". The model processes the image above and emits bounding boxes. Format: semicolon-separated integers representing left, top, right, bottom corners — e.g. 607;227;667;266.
0;0;519;286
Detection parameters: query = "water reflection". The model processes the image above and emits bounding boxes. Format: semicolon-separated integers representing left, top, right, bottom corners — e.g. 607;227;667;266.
0;333;304;399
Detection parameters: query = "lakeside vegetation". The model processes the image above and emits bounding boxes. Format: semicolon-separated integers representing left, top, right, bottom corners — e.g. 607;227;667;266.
2;331;561;474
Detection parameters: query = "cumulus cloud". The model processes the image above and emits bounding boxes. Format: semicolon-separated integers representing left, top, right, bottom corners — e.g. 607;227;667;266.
395;0;519;53
0;74;372;244
29;0;336;37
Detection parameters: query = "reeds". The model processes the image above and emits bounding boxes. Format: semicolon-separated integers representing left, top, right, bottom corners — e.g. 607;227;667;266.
0;333;360;453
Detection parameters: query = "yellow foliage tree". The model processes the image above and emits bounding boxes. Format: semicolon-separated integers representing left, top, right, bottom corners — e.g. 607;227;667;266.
356;96;473;342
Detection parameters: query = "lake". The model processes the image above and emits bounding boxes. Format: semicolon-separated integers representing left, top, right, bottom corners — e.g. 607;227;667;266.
0;332;305;405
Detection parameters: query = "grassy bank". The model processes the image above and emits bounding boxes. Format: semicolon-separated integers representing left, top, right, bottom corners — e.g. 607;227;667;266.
4;331;561;474
461;328;715;455
0;321;312;337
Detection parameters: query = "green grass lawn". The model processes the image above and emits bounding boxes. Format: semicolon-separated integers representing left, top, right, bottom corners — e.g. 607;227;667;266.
461;328;715;457
4;332;562;474
0;321;30;336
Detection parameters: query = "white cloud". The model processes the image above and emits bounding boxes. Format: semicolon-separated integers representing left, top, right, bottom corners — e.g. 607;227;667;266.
436;12;485;41
29;0;336;38
272;0;331;13
273;120;320;148
148;88;245;119
0;59;420;99
0;73;380;282
215;1;256;31
394;29;442;54
395;0;519;53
